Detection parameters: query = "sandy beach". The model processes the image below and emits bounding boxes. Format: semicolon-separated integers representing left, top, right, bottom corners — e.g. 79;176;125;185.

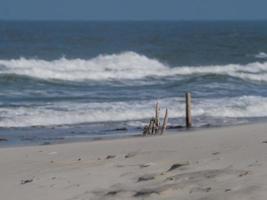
0;123;267;200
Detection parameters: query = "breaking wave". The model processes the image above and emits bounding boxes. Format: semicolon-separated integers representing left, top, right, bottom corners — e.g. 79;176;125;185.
1;52;267;83
1;96;267;128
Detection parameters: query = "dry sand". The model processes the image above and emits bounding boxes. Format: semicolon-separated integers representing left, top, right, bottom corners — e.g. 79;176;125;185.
1;123;267;200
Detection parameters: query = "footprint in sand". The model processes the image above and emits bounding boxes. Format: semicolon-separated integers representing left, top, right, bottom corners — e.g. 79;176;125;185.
124;152;138;159
212;152;220;155
167;161;190;172
106;155;116;159
139;162;154;168
137;174;156;182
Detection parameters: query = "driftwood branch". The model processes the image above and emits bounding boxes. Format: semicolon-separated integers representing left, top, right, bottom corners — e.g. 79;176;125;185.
161;108;168;135
143;103;168;136
143;92;192;136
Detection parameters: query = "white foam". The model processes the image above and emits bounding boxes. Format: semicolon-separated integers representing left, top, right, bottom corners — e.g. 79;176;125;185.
1;96;267;127
0;52;166;81
1;52;267;82
193;96;267;118
255;52;267;59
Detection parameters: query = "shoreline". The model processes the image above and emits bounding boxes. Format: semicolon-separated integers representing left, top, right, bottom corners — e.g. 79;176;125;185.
1;119;266;148
1;122;267;199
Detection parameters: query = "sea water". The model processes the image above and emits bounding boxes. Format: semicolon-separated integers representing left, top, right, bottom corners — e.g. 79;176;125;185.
1;21;267;146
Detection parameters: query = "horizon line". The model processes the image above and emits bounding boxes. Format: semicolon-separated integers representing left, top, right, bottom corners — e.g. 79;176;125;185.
0;19;267;22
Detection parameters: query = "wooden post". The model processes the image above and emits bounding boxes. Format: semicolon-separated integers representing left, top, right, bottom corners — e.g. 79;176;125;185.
185;92;192;128
161;108;168;134
152;119;157;135
155;102;160;127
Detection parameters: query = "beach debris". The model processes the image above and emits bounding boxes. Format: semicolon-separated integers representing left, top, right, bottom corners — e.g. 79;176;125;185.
143;102;168;136
161;108;168;135
185;92;192;128
212;152;220;155
155;102;160;127
225;188;231;192
77;158;82;161
262;141;267;144
143;92;192;136
20;179;33;185
106;155;116;159
167;161;190;172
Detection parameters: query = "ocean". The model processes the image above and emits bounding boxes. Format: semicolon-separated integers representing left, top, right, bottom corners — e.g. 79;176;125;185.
1;21;267;146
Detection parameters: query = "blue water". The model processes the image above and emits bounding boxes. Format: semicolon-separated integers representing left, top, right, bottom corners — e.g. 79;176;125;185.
1;21;267;146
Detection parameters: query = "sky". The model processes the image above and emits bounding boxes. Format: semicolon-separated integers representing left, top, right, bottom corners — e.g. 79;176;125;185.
0;0;267;21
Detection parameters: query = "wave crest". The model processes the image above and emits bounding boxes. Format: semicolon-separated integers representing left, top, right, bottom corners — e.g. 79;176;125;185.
1;52;267;83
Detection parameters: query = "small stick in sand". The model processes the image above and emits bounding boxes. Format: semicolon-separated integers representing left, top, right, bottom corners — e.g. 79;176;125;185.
155;102;160;131
161;108;168;134
151;118;156;135
148;118;154;135
185;92;192;128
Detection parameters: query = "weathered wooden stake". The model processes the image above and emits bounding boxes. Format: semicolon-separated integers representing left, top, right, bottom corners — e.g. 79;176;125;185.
155;102;160;127
148;119;154;135
152;120;158;135
185;92;192;128
161;108;168;134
